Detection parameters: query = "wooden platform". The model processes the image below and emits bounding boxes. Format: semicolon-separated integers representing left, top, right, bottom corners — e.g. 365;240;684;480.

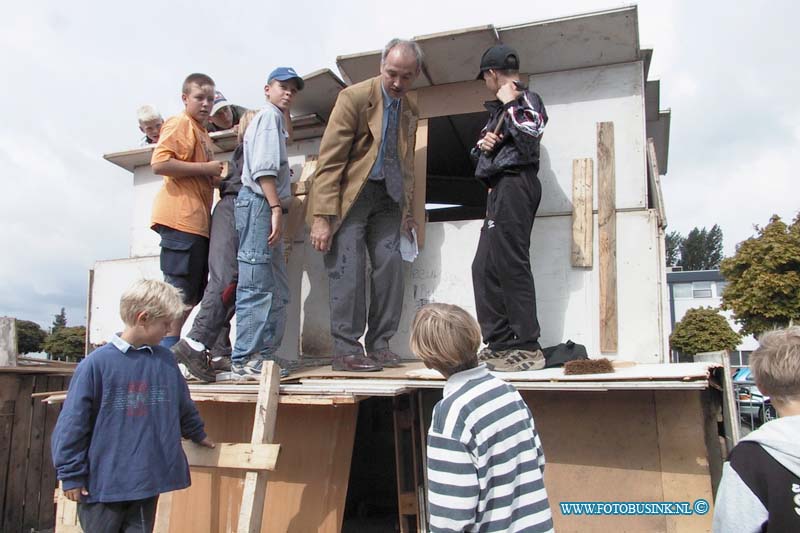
45;361;727;532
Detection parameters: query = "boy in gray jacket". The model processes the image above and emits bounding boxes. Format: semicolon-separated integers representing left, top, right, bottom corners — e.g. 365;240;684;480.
712;326;800;532
231;67;303;380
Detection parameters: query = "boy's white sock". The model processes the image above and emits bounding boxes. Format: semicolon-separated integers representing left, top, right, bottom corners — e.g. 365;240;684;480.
186;338;206;352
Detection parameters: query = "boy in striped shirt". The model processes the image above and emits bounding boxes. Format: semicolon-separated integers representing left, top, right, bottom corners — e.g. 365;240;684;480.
411;303;553;532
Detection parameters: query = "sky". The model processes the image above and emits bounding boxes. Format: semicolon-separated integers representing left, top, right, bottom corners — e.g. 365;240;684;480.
1;1;798;330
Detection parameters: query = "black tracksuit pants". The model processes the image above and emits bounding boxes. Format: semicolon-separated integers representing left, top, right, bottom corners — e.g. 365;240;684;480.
472;168;542;352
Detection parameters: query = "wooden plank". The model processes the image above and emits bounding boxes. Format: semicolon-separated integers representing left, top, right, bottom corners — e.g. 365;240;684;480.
39;375;64;529
59;488;78;528
182;442;280;471
415;80;487;119
41;391;360;406
4;375;34;531
646;137;667;229
694;351;739;452
413;118;429;248
237;361;281;533
276;394;357;405
0;366;75;374
153;492;172;533
23;376;48;530
655;391;715;532
571;158;594;267
597;121;618;353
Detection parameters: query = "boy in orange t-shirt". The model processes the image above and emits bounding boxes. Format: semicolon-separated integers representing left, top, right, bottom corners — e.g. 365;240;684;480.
150;72;224;382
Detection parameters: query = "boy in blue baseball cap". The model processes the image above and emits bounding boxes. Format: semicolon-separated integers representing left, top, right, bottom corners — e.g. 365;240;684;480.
231;67;303;379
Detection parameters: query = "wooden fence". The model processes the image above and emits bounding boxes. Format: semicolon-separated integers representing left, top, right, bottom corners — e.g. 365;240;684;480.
1;370;71;533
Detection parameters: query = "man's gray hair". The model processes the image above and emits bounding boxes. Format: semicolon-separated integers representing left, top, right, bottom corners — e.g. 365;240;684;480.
381;38;423;70
136;105;162;123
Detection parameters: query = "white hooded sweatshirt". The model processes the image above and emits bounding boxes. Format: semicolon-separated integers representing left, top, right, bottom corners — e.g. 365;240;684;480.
712;415;800;532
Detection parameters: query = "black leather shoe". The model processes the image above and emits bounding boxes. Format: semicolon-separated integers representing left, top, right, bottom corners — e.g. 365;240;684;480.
332;354;382;372
367;349;402;368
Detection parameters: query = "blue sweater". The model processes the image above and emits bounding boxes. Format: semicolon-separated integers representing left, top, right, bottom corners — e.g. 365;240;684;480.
51;337;207;503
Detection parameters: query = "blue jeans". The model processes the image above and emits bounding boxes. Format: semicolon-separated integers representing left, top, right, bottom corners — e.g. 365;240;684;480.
232;187;288;363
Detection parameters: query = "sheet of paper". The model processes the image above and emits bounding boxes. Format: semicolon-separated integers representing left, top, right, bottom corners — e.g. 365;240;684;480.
400;227;418;262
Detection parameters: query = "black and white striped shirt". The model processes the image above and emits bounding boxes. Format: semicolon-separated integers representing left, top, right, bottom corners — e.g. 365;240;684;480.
427;364;553;532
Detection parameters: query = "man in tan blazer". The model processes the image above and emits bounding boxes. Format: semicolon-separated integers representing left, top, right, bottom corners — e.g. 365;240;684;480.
309;38;421;372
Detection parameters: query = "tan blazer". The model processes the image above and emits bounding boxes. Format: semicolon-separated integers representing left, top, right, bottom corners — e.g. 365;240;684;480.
308;76;418;232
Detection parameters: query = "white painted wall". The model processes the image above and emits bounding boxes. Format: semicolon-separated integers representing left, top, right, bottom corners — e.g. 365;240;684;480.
89;247;305;360
298;210;665;362
529;62;646;216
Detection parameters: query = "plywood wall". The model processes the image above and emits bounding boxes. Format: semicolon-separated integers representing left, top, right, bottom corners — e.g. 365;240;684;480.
300;210;665;361
518;389;716;533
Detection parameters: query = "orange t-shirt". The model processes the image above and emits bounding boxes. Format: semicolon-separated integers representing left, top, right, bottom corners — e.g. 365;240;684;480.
150;111;215;238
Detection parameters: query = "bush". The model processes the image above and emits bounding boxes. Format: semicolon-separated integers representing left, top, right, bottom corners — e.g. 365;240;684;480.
43;326;87;362
670;307;741;356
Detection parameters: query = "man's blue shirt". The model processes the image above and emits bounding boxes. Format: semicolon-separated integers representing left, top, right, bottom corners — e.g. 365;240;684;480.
369;83;401;180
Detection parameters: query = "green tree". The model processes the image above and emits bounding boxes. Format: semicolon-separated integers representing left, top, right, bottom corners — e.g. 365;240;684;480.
43;326;86;362
679;225;724;270
15;319;47;354
720;213;800;336
706;225;724;269
670;307;741;356
52;307;67;332
665;231;684;266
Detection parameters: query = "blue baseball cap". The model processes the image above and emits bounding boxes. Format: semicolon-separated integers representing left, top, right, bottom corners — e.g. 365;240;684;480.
268;67;304;90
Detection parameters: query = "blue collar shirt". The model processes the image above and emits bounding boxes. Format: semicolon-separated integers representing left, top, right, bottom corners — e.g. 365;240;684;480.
369;83;401;180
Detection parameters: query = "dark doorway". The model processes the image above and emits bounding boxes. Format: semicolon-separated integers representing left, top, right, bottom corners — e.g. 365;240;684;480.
341;397;399;532
426;112;487;222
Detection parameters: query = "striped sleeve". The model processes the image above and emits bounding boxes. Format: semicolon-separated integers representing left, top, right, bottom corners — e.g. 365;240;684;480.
427;430;479;532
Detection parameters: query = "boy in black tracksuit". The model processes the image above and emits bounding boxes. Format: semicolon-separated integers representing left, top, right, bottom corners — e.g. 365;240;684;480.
471;44;548;372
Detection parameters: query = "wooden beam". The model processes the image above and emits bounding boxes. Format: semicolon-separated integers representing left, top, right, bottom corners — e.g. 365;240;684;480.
414;80;487;119
597;122;618;353
183;442;280;471
413;119;429;248
571;158;594;268
152;492;172;533
237;361;281;533
694;351;739;451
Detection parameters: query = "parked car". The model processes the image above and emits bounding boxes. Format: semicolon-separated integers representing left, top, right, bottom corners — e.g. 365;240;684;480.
736;384;776;425
733;368;777;425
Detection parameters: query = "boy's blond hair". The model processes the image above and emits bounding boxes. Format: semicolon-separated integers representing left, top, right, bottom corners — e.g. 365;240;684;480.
410;303;480;376
119;279;186;326
237;109;259;144
136;105;162;123
750;326;800;401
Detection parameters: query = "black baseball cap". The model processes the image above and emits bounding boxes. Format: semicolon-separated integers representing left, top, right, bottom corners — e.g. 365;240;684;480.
476;44;520;79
